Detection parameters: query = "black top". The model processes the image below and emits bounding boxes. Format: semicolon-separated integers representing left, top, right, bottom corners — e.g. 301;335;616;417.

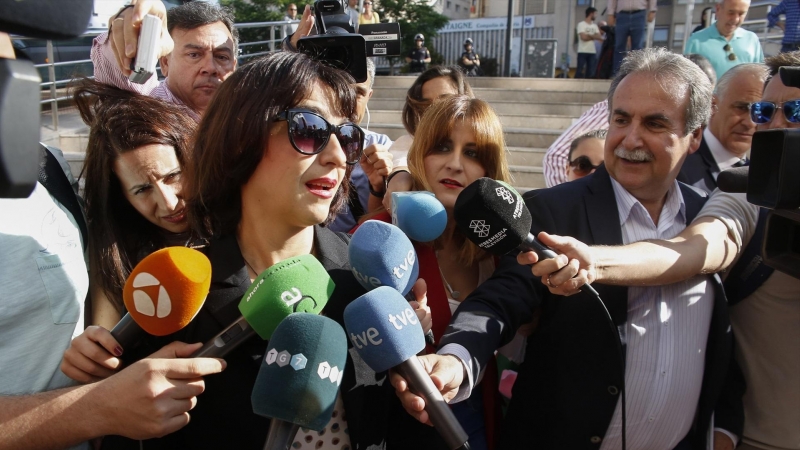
102;225;446;450
459;51;479;75
407;47;430;72
677;136;719;195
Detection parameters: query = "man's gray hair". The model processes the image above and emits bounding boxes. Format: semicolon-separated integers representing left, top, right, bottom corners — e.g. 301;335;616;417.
714;63;769;97
367;58;376;89
608;47;712;134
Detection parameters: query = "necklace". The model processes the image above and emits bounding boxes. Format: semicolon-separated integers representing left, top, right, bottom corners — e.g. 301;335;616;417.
242;256;258;278
436;251;460;299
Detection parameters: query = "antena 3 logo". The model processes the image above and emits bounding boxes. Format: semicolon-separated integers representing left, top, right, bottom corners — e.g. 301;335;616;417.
495;186;514;204
131;272;171;318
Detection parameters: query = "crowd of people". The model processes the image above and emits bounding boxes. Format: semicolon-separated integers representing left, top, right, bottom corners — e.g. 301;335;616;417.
0;0;797;449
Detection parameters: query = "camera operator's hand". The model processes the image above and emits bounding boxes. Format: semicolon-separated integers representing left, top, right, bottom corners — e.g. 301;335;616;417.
110;0;173;77
289;5;316;50
361;143;393;196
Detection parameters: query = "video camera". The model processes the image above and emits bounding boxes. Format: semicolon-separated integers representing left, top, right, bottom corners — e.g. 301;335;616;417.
0;0;93;198
297;0;401;83
718;66;800;279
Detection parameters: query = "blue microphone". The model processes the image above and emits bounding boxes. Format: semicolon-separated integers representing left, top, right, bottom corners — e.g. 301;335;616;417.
343;287;470;450
349;220;419;296
391;191;448;242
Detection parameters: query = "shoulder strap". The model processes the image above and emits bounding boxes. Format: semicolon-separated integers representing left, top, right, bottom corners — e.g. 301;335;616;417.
38;144;88;250
723;208;774;306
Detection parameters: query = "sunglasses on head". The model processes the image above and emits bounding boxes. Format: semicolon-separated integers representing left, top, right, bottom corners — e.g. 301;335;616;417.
569;155;601;176
723;44;736;61
274;109;365;165
749;99;800;124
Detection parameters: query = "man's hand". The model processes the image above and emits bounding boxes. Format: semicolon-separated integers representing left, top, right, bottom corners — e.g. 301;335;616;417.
389;354;464;425
647;11;656;23
95;341;226;440
713;431;735;450
607;15;616;27
360;143;393;195
408;278;432;337
61;326;123;384
110;0;172;77
289;5;316;50
516;232;596;296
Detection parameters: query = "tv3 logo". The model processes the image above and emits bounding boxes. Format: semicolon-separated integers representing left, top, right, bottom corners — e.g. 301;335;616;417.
281;288;318;312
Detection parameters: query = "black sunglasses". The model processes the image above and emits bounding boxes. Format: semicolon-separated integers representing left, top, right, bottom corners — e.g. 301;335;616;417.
723;44;736;61
274;109;365;165
749;99;800;124
569;155;601;176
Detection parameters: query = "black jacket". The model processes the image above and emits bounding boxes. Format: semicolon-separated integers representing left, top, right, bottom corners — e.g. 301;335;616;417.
103;226;445;450
440;166;744;449
678;136;719;195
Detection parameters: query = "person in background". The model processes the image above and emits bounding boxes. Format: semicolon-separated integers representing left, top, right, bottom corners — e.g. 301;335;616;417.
607;0;657;74
576;7;603;79
566;129;605;182
59;80;199;384
767;0;800;53
693;6;715;34
283;3;299;37
91;0;238;122
685;0;763;81
359;0;380;25
348;0;360;31
460;38;481;77
407;34;432;74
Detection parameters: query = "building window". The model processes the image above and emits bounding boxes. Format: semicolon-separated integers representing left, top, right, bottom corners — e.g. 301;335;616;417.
455;3;460;11
653;26;669;46
446;0;451;8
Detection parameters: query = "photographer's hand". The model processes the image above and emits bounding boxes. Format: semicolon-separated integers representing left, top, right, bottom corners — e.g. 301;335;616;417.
110;0;172;77
289;5;316;50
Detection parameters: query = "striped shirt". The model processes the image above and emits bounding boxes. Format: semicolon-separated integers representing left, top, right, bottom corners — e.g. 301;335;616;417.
608;0;657;13
543;99;609;187
767;0;800;44
599;178;714;450
91;32;201;123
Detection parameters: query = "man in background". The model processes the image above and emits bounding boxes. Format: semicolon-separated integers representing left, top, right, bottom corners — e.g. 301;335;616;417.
283;3;299;37
767;0;800;53
576;7;603;79
607;0;657;74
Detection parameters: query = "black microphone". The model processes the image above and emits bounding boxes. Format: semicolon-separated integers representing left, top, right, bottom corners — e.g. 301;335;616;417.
453;178;600;299
717;166;749;194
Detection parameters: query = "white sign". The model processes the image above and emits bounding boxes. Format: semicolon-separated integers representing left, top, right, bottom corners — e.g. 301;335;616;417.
439;15;535;33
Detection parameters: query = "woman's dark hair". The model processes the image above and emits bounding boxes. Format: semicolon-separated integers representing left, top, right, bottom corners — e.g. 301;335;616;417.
72;79;197;313
401;66;474;135
186;51;358;238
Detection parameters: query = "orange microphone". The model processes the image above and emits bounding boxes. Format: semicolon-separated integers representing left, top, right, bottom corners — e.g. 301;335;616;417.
110;247;211;348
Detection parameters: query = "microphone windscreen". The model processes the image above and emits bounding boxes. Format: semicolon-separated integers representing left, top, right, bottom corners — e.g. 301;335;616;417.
239;254;334;340
453;178;532;256
391;191;448;242
717;166;750;194
349;220;419;295
251;314;348;431
122;247;211;336
0;0;93;39
343;286;425;373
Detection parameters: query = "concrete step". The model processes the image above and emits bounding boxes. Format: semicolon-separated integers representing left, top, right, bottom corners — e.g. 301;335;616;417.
373;76;611;93
371;86;606;105
366;110;574;130
507;147;546;166
509;165;545;189
368;99;592;117
368;123;559;148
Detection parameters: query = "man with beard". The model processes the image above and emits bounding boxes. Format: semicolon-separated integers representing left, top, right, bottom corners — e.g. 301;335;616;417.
91;0;238;122
390;47;744;449
685;0;763;81
678;63;768;194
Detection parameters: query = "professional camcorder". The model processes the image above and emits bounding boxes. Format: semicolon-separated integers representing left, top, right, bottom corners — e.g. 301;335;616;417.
719;66;800;279
0;0;93;198
297;0;401;83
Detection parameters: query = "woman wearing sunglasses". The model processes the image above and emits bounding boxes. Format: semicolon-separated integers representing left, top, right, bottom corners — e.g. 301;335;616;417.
60;80;199;382
97;51;442;450
358;95;516;450
566;129;606;182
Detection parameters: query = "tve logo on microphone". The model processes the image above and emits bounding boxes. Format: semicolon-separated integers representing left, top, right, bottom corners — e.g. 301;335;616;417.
392;249;416;279
131;272;171;318
348;305;418;349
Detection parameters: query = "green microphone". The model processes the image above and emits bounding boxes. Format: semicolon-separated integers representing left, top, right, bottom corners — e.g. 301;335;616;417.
193;254;334;357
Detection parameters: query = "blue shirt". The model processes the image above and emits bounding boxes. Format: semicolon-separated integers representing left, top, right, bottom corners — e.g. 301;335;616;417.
767;0;800;44
685;23;764;81
328;130;393;233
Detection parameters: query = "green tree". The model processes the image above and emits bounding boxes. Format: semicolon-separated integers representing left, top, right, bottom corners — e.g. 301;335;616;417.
375;0;448;74
221;0;300;58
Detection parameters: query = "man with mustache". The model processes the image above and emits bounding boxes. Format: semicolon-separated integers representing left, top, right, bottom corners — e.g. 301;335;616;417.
391;47;744;449
91;0;238;122
685;0;763;82
678;63;768;194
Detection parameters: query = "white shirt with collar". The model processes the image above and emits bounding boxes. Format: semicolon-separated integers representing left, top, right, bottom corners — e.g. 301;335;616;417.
704;127;745;176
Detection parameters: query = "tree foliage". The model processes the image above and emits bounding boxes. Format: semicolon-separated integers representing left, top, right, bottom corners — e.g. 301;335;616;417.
221;0;294;57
